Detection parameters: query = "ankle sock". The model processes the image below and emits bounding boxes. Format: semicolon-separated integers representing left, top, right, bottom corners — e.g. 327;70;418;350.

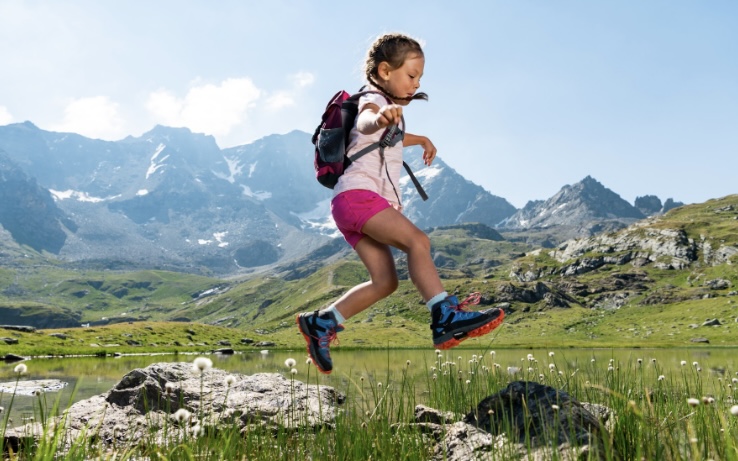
322;304;346;324
426;291;448;311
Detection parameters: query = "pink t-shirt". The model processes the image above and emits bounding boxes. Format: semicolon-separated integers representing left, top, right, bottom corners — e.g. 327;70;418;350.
333;91;405;210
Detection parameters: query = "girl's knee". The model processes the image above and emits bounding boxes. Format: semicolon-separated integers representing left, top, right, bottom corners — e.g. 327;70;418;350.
410;231;431;252
375;276;399;298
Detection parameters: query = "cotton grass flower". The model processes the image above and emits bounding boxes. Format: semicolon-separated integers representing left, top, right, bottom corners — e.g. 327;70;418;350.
14;363;27;374
284;358;297;368
172;408;192;423
290;368;298;375
224;375;236;387
551;404;559;411
681;360;687;366
730;405;738;416
165;382;176;394
548;351;554;357
192;357;213;373
687;398;700;407
658;375;665;381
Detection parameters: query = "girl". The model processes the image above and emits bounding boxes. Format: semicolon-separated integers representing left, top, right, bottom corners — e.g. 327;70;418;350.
298;33;504;374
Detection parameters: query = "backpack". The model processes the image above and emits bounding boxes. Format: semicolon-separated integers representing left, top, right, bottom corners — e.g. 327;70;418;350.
312;89;428;201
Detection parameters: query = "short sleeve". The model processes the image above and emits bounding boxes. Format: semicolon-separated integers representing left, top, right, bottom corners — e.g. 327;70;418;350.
358;92;389;112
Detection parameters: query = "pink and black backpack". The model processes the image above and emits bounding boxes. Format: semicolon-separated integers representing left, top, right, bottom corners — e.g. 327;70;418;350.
311;89;428;200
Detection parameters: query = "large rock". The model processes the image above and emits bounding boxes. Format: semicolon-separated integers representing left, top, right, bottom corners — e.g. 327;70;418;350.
394;381;613;461
464;381;607;447
4;362;343;448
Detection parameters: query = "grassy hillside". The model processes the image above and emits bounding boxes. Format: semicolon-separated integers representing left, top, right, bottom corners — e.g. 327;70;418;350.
1;196;737;357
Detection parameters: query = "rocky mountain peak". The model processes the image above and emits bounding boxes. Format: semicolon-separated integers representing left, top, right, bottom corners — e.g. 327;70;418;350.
500;176;644;231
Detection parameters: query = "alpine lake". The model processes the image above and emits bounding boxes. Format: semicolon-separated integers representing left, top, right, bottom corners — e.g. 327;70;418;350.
2;347;737;424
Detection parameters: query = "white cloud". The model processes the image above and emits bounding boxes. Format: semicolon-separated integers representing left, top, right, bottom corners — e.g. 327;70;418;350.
291;71;315;88
266;92;294;110
51;96;125;140
146;78;261;136
263;72;314;112
0;106;12;125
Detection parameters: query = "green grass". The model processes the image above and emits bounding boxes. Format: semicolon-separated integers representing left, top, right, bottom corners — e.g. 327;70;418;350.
2;350;738;459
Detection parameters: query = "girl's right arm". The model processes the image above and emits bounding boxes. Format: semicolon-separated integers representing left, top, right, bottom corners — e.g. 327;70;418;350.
356;103;404;135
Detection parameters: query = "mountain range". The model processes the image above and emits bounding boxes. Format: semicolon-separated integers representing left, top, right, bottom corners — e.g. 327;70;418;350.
0;122;683;275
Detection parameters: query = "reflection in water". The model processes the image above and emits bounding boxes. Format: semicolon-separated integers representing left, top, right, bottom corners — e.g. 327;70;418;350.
1;347;736;423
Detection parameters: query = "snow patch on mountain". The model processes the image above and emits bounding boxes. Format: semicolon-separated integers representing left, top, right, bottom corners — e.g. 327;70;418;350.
50;189;120;203
215;156;244;183
241;185;271;200
146;143;168;179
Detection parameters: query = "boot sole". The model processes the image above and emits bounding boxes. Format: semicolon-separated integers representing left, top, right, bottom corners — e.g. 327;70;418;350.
435;309;505;350
296;315;332;375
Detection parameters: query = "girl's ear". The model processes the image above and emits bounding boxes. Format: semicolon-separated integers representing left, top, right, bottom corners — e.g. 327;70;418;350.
377;61;392;81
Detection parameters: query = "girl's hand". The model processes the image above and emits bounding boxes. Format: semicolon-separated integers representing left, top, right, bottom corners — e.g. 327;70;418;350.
375;104;403;129
420;137;437;166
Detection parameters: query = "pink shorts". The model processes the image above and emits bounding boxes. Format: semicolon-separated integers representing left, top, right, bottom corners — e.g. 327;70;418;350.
332;190;392;248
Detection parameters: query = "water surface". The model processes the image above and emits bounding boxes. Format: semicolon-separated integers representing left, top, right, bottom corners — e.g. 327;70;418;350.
2;347;736;424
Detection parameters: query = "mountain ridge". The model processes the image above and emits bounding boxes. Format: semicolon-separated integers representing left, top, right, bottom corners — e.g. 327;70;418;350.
0;122;685;275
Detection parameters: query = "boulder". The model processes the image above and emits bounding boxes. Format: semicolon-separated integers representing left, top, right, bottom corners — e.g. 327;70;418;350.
0;325;36;333
392;381;613;461
4;362;343;449
464;381;607;447
0;379;67;396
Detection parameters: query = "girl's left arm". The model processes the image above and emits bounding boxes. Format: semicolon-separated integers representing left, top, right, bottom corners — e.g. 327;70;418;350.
404;133;437;166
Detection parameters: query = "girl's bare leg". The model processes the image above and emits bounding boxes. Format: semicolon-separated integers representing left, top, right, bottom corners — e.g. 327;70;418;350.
361;206;444;301
333;235;399;319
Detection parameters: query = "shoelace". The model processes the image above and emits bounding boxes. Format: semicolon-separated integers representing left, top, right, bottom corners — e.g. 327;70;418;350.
317;325;343;349
454;292;481;311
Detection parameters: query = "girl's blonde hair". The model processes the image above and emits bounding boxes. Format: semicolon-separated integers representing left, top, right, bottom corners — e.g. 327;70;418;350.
364;33;428;102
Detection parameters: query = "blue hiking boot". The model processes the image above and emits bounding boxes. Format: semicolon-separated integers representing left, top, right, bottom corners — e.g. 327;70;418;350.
430;293;504;349
296;310;344;374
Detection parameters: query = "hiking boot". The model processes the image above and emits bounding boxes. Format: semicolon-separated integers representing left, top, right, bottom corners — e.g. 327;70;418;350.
296;310;344;374
430;293;504;349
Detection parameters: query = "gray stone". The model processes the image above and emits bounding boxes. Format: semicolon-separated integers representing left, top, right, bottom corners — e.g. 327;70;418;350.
402;381;614;461
1;337;18;345
239;338;254;344
5;362;343;450
464;381;607;447
49;333;68;340
705;279;731;290
702;318;721;327
0;379;68;396
0;325;36;333
691;337;710;343
1;353;27;362
254;341;275;347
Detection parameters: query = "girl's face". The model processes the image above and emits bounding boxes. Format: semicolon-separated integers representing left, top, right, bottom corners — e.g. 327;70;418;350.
379;53;425;105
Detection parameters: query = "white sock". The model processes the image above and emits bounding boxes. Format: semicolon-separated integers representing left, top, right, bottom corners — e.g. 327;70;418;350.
426;292;448;311
323;304;346;324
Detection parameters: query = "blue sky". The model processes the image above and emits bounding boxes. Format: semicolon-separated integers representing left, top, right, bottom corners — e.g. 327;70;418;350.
1;1;736;208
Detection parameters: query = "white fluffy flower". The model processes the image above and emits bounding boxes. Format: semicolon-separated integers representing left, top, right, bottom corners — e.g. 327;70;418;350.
687;398;700;407
14;363;27;374
224;375;236;387
284;358;297;368
730;405;738;416
192;357;213;373
172;408;192;423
